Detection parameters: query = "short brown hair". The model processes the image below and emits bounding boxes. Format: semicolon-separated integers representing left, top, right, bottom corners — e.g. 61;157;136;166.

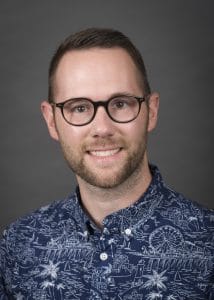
48;28;151;102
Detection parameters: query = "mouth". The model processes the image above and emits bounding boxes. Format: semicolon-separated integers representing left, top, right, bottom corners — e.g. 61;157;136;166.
85;146;125;169
89;148;121;157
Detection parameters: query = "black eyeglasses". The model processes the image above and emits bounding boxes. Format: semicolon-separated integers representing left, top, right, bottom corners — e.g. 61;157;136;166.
51;94;146;126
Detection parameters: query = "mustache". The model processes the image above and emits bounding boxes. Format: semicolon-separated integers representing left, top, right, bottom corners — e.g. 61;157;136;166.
82;137;126;150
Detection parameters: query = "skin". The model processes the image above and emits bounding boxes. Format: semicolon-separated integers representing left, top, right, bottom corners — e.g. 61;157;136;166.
41;47;159;228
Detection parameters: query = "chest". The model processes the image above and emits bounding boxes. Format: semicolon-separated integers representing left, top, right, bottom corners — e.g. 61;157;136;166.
5;224;214;300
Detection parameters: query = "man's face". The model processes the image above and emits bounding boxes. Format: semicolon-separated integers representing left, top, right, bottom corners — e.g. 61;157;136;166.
42;47;159;188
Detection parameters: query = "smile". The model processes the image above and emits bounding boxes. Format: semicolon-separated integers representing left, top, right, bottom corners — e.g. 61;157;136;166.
89;148;121;157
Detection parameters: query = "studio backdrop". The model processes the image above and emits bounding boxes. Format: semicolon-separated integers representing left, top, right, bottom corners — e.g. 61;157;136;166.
1;0;214;233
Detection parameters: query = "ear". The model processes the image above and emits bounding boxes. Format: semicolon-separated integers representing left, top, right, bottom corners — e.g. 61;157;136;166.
147;92;159;132
41;100;59;141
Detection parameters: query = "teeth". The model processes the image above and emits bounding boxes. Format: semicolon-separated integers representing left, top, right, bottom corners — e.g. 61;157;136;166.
90;149;120;157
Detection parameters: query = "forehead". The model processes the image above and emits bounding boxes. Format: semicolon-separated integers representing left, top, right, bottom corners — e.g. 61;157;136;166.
53;47;143;100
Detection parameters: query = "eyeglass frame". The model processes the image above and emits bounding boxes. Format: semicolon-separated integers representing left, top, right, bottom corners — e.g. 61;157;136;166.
50;94;147;126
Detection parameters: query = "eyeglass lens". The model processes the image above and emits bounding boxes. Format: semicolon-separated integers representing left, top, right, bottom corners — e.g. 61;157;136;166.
62;96;142;125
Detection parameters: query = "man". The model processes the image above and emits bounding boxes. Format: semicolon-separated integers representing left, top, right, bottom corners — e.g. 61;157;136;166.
0;28;213;299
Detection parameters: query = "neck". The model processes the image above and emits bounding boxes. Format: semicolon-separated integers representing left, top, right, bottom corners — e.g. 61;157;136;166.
77;156;152;228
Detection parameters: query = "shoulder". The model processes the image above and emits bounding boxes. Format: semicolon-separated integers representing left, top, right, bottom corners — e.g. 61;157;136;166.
0;193;78;248
150;164;214;222
165;183;214;214
160;183;214;234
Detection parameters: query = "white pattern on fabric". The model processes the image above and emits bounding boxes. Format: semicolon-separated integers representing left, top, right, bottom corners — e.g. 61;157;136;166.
0;165;214;299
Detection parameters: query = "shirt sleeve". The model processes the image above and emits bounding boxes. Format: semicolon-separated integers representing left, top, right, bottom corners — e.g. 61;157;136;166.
0;231;9;299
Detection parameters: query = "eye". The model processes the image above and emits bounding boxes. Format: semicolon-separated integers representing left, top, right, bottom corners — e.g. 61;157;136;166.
111;98;129;109
110;96;136;110
65;100;92;114
72;105;88;113
114;100;127;109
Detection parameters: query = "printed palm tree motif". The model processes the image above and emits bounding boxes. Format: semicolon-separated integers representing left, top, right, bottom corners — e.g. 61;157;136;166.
57;283;65;290
41;281;55;289
39;260;60;279
41;280;55;298
167;295;177;300
108;238;115;245
146;291;163;300
57;283;65;299
143;270;167;290
108;238;117;257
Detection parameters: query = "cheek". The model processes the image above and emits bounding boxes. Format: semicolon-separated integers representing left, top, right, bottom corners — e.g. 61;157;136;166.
118;127;145;150
124;117;148;140
56;121;88;147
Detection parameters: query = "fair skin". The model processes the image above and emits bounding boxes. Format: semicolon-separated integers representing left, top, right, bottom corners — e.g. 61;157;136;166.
41;47;159;228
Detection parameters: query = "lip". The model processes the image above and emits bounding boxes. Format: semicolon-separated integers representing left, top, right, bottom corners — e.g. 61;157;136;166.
85;147;123;165
88;148;121;157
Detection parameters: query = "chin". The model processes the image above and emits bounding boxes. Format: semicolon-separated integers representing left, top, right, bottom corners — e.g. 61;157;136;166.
83;176;124;189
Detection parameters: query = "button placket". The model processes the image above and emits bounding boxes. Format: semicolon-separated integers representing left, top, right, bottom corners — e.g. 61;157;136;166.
122;227;133;249
98;227;116;261
99;227;111;248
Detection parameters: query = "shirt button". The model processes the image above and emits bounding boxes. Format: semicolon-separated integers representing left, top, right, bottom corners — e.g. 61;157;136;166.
125;228;132;235
100;252;108;261
103;227;110;235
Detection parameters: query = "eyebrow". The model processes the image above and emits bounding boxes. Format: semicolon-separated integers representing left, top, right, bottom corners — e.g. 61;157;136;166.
65;91;141;101
106;91;138;98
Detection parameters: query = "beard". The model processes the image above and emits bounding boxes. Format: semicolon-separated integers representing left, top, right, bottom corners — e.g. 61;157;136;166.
58;133;148;189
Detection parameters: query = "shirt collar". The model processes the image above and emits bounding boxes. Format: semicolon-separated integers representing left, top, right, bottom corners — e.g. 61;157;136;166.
70;164;164;234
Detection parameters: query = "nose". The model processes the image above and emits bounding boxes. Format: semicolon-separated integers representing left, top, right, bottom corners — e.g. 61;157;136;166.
90;106;116;138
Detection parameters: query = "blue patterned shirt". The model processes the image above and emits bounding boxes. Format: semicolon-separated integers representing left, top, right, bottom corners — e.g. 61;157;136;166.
0;166;214;299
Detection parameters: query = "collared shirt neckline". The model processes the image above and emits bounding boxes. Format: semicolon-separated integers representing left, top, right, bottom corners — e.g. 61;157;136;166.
70;165;164;235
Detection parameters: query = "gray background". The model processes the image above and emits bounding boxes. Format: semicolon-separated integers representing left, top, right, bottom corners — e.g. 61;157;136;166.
1;1;214;234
